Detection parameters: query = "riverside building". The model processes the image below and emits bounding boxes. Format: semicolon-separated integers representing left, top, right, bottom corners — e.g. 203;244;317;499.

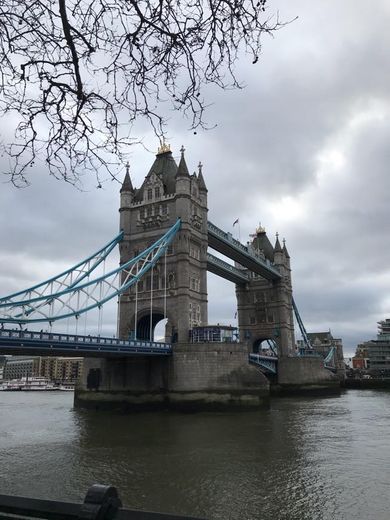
354;319;390;375
2;356;83;382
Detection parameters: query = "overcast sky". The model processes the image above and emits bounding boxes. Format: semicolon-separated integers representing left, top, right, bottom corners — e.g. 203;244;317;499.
1;0;389;355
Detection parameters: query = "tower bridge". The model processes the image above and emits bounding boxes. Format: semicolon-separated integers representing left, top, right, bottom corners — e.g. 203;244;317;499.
0;144;340;409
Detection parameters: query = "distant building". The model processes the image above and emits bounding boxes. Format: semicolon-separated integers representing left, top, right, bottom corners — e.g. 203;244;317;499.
354;319;390;375
2;356;83;382
189;325;238;343
297;331;345;378
3;356;40;380
0;355;6;380
37;357;83;382
352;355;369;370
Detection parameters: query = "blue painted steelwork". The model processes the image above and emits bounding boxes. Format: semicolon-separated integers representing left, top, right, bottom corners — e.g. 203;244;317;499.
266;338;278;357
207;221;281;280
292;297;312;350
324;346;337;372
0;329;171;357
0;220;181;324
0;231;123;305
248;353;278;374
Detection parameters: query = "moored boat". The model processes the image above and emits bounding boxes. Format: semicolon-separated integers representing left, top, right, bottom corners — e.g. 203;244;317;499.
0;377;64;391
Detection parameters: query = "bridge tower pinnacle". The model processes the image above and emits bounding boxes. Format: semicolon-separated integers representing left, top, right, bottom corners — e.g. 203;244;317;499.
235;226;295;357
118;145;208;344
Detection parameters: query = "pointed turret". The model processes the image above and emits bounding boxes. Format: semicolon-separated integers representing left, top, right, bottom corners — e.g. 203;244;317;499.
120;162;134;193
282;238;290;259
133;143;177;202
197;161;207;192
274;232;282;253
273;232;284;268
176;145;190;178
251;225;273;261
119;161;134;237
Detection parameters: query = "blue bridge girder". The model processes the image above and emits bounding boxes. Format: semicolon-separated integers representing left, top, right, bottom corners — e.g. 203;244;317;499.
0;219;181;325
207;253;250;285
207;221;281;281
324;346;337;372
0;329;172;358
248;353;278;375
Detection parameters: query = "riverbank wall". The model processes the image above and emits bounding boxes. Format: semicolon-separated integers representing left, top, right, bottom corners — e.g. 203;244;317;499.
344;378;390;390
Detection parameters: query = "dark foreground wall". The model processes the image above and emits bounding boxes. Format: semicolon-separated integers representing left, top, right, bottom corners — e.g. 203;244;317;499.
74;343;270;411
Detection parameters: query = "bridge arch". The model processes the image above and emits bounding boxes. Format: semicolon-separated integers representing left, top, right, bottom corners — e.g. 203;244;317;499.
252;337;278;356
127;308;174;343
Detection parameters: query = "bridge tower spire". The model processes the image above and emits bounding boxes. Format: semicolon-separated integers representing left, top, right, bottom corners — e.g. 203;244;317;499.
235;226;295;357
118;144;208;344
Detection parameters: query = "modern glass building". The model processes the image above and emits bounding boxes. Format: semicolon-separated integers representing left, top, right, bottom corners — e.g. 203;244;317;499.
357;319;390;375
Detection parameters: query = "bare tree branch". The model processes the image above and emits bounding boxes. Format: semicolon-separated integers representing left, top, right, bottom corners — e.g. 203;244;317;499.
0;0;289;187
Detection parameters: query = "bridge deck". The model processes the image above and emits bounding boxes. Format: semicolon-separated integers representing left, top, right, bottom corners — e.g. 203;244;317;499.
249;353;278;374
207;253;249;285
207;222;281;281
0;330;172;357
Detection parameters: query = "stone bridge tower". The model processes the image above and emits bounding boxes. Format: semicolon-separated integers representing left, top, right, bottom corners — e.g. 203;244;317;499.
118;144;208;344
235;227;295;357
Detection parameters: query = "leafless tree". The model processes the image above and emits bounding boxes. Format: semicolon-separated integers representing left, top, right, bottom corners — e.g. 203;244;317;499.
0;0;284;186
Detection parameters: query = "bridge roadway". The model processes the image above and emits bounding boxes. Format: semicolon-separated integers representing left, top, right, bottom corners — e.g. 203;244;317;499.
207;222;281;281
0;329;172;357
249;353;278;375
207;253;250;285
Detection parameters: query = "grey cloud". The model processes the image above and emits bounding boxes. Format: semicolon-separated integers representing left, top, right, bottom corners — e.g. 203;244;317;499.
1;0;390;353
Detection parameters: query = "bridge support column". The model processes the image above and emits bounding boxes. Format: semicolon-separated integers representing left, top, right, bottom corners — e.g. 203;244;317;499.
273;357;340;395
74;343;270;411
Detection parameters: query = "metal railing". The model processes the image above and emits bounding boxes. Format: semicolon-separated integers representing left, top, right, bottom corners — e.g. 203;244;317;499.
0;484;205;520
0;329;172;357
206;253;249;284
207;221;281;280
249;353;278;375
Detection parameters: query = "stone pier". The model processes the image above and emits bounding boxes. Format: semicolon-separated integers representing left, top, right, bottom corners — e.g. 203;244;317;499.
74;343;270;411
273;357;340;395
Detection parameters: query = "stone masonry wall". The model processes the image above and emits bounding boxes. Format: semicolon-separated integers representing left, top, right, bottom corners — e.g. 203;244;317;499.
75;342;270;411
277;357;339;386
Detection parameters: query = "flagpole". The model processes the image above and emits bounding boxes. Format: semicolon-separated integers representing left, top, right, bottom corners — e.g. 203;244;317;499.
232;218;241;241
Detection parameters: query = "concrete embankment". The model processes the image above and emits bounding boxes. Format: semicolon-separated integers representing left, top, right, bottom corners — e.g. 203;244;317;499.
344;378;390;390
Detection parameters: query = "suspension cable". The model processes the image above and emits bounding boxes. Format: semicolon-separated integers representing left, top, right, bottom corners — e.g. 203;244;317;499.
150;265;154;341
164;250;167;321
75;291;80;335
98;260;106;336
83;275;89;335
134;281;138;341
134;259;139;341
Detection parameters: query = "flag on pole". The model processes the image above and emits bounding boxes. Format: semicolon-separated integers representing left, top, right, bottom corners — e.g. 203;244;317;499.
233;218;239;227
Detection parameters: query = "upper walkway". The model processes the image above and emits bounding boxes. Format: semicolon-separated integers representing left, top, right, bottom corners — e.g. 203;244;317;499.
0;329;172;357
207;253;250;285
207;222;281;281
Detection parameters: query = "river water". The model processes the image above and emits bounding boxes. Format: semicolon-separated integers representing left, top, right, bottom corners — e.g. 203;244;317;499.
0;389;389;520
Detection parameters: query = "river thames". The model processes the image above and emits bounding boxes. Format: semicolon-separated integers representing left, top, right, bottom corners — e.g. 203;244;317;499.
0;389;389;519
